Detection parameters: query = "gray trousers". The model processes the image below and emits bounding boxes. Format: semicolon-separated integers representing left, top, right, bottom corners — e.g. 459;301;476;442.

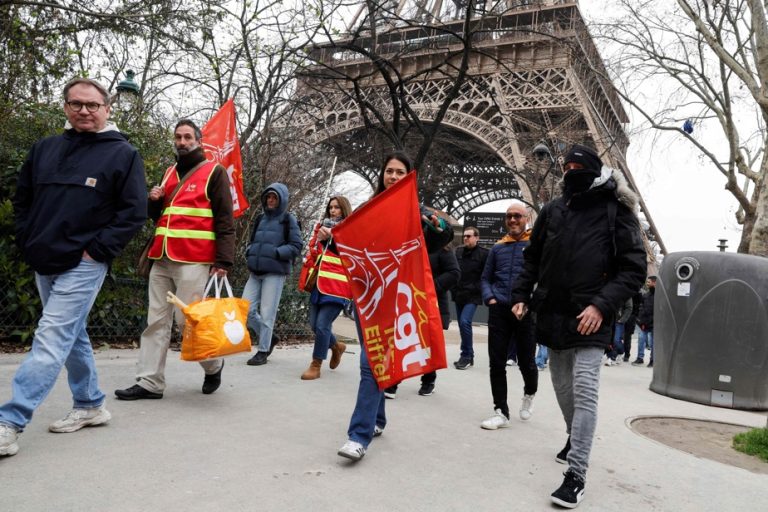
549;346;603;480
135;260;223;393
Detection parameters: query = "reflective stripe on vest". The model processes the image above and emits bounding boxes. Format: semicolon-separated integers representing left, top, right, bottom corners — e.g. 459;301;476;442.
316;250;352;299
147;161;218;264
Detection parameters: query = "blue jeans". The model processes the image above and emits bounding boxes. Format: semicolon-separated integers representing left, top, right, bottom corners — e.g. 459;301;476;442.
536;344;549;368
0;258;108;430
454;302;477;359
549;346;603;480
607;323;625;360
308;301;344;360
242;273;286;353
637;328;654;361
347;322;386;448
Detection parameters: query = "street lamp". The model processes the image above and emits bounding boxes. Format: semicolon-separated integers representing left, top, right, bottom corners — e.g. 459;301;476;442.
113;70;141;112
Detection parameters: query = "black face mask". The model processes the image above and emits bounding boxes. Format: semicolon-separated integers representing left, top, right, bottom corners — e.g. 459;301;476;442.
563;168;599;196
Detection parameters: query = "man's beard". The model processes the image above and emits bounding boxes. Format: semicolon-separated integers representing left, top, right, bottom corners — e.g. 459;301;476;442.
174;143;199;157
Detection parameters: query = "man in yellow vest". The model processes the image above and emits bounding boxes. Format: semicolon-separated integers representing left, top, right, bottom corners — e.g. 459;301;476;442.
115;120;235;400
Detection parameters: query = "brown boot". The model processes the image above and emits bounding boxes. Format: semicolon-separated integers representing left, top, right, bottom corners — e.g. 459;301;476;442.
301;359;322;380
329;341;347;370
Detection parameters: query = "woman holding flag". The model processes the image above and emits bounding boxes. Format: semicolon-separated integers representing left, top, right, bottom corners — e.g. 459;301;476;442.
300;195;354;380
337;152;453;461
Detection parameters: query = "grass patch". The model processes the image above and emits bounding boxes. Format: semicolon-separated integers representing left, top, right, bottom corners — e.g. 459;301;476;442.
733;427;768;462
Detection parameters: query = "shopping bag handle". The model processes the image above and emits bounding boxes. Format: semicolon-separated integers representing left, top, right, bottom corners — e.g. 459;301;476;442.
202;274;235;300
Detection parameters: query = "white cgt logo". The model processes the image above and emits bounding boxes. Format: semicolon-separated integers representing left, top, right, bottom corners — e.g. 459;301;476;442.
222;311;245;345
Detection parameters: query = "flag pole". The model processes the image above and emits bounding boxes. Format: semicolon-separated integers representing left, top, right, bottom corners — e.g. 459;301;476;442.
317;156;338;226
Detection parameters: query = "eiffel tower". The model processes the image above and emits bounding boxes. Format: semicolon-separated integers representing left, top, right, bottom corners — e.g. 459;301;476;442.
285;0;665;255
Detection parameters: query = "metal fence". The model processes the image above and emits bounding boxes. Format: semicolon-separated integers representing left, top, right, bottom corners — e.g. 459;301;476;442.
0;274;315;344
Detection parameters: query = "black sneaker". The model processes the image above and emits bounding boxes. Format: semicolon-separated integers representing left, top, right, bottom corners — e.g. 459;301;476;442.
418;382;435;396
551;469;585;508
631;358;644;366
647;360;654;368
247;351;269;366
556;436;571;464
384;386;397;399
202;361;224;394
115;384;163;401
454;357;473;370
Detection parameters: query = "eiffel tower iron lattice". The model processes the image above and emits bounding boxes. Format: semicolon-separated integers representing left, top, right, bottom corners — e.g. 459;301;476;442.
279;0;665;256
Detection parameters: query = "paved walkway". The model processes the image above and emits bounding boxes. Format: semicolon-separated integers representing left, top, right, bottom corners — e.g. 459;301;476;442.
2;316;766;511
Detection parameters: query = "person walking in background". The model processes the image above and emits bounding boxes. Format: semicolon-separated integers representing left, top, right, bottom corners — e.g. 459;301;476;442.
605;297;632;366
115;119;234;400
622;291;641;362
632;276;656;367
384;240;460;397
243;183;303;366
536;344;549;370
510;144;646;508
300;195;353;380
1;77;146;456
337;152;453;461
451;226;488;370
479;202;539;429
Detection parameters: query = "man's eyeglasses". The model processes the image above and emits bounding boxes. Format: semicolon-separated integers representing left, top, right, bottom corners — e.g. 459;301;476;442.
463;234;475;238
506;213;525;220
65;101;105;113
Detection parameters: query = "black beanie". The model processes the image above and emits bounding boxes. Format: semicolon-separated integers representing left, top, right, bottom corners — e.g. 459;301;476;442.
564;144;603;171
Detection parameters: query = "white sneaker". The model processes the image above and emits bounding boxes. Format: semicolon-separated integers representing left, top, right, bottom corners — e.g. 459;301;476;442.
0;424;19;456
520;394;535;421
604;358;613;366
373;425;384;437
506;359;517;367
338;440;366;461
49;405;112;433
481;409;511;430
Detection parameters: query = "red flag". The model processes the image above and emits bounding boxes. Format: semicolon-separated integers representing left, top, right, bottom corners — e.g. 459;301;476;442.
332;173;447;389
201;99;249;218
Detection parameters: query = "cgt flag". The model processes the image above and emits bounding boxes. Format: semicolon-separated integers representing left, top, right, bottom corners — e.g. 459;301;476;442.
332;172;447;389
201;99;249;218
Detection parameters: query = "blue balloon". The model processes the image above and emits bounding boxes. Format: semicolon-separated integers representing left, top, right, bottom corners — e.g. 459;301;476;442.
683;119;694;134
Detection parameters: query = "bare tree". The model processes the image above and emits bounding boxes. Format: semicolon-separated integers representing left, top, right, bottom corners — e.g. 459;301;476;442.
595;0;768;255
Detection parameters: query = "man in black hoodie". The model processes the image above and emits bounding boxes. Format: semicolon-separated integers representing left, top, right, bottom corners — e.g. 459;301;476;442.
1;78;147;457
510;144;646;508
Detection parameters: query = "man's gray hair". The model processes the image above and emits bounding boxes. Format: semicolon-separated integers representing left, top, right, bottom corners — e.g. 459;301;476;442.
63;77;111;104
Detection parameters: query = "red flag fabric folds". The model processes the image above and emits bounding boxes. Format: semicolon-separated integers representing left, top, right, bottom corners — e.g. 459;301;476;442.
201;99;249;218
332;173;447;389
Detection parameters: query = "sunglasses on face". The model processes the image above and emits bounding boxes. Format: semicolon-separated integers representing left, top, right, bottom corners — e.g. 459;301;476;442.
506;213;524;220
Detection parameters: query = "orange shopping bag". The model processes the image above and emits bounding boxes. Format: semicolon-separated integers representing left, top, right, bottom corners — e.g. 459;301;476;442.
171;276;252;362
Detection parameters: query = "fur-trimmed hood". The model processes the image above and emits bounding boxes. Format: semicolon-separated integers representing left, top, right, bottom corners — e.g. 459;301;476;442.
556;166;639;211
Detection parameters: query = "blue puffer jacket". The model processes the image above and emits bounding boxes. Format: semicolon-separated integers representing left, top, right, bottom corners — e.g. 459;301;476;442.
480;234;530;307
245;183;303;275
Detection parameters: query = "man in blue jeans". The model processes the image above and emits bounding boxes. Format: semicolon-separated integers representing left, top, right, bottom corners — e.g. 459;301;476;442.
242;183;302;365
510;145;646;508
451;226;488;370
0;77;147;457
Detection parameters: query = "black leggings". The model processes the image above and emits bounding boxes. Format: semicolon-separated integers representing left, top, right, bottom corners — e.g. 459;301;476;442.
487;304;538;416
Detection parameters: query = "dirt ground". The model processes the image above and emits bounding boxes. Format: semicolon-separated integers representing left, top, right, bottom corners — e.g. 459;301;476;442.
631;416;768;475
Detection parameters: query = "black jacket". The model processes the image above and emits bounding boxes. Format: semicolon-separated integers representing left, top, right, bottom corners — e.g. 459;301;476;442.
451;245;488;305
14;128;147;275
510;169;646;350
637;287;655;330
429;247;461;330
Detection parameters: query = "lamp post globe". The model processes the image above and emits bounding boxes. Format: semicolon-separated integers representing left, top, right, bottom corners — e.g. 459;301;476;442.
114;69;141;112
